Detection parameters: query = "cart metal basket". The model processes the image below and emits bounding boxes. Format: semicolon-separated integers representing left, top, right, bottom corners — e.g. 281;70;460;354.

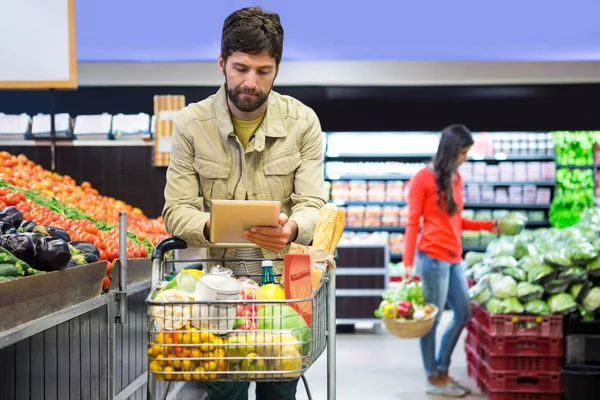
146;238;337;400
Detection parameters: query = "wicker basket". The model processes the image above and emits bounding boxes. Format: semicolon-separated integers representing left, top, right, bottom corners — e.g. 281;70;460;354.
382;304;439;339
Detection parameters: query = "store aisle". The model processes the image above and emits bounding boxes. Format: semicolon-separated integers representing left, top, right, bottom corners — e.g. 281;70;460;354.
249;311;485;400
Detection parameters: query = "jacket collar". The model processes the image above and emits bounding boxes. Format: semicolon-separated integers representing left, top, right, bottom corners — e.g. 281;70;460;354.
214;85;287;152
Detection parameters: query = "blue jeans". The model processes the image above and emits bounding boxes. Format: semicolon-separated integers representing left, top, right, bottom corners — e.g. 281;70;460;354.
415;250;472;378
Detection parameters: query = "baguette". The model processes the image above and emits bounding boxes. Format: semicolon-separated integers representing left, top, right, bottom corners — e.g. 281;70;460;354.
328;208;346;253
312;203;338;251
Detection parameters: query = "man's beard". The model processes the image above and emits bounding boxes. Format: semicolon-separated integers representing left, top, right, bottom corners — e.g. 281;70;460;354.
225;79;271;113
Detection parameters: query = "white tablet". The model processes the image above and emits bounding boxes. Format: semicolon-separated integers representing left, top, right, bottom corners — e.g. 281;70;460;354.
209;200;281;244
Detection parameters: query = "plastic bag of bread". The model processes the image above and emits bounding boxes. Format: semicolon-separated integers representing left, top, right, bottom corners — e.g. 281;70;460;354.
312;203;345;254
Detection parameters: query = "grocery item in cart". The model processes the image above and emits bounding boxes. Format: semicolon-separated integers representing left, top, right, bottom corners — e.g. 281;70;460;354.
192;273;242;333
151;289;192;331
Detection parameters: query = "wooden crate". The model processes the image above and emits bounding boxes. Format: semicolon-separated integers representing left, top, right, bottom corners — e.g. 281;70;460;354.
153;95;186;167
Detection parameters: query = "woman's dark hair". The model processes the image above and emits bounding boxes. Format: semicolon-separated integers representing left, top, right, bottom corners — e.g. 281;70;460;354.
433;124;474;215
221;7;284;65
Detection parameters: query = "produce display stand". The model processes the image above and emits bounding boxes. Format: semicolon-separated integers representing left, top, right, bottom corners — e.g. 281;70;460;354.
0;213;183;400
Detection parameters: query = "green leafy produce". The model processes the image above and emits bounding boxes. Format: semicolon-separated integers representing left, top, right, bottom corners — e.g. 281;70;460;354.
547;293;578;314
587;256;600;278
552;130;600;166
566;242;598;265
469;281;493;305
465;251;485;267
490;255;518;270
550;192;595;229
558;266;588;284
518;255;545;273
556;168;595;193
524;299;552;316
486;298;504;314
487;240;516;258
582;287;600;313
544;250;572;270
491;275;518;299
544;279;571;295
498;212;528;236
516;282;545;303
502;266;527;282
513;241;538;260
527;264;556;284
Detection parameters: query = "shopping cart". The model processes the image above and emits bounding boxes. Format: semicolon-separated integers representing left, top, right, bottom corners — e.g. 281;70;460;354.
146;238;337;400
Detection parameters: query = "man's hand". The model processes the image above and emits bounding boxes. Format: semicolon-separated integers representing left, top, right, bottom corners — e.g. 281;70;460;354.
244;214;298;253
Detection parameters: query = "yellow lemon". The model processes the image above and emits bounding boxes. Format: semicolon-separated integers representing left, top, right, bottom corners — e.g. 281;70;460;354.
259;284;285;300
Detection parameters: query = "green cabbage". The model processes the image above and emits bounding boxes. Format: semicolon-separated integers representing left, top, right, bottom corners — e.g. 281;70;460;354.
582;287;600;313
516;282;544;303
524;299;551;315
503;266;527;282
465;251;485;267
498;212;528;236
491;275;518;299
547;293;578;314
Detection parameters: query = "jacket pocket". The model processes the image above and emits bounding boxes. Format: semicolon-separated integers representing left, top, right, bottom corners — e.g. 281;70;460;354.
263;152;301;203
194;157;231;201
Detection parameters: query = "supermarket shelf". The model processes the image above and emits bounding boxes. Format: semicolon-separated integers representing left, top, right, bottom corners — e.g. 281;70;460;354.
325;153;433;161
469;154;555;162
0;139;154;147
325;153;555;162
556;164;594;169
527;220;550;227
333;201;407;207
328;176;555;185
464;180;555;186
463;202;550;210
463;245;488;252
326;174;412;181
345;226;405;233
334;201;550;210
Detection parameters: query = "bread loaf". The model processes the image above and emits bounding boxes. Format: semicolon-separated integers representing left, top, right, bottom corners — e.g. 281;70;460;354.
312;203;339;251
328;208;346;253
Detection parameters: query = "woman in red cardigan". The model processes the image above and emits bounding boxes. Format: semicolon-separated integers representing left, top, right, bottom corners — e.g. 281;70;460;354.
403;124;497;397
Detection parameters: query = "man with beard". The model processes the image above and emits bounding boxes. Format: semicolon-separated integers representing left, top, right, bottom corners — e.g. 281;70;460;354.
162;6;326;400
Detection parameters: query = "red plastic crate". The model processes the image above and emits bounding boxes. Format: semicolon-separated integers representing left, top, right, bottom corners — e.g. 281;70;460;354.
480;362;563;393
479;348;562;372
465;342;485;390
470;318;564;357
478;330;564;357
471;302;563;338
484;392;563;400
465;331;478;351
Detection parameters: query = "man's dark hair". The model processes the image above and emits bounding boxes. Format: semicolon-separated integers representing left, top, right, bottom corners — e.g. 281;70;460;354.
221;7;284;65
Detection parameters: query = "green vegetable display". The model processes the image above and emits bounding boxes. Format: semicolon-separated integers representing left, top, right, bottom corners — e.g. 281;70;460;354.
469;208;600;321
550;131;600;228
553;131;600;166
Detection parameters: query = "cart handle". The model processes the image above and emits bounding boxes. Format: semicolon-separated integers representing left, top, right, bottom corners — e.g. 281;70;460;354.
151;236;339;263
151;237;188;261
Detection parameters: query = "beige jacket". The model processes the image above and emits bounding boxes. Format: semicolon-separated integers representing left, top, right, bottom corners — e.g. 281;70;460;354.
162;85;326;273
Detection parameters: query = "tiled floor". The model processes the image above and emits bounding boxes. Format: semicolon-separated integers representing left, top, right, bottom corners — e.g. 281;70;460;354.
248;311;486;400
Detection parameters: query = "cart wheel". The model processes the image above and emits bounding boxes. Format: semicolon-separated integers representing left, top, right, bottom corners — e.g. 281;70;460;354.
301;375;313;400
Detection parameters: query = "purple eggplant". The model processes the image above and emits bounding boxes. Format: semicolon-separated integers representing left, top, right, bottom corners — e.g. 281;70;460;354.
0;221;17;235
34;236;71;272
0;206;23;229
20;220;37;233
0;234;35;265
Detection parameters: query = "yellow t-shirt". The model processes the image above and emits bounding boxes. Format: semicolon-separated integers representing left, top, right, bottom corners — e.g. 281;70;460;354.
232;114;265;149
